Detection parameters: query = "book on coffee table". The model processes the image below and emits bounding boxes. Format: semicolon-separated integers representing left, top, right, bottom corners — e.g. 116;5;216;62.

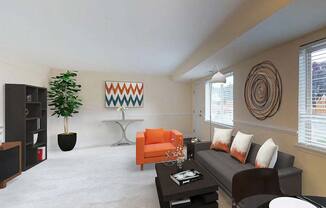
170;169;202;186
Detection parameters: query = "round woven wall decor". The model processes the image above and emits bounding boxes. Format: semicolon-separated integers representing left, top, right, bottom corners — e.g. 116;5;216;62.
244;61;282;120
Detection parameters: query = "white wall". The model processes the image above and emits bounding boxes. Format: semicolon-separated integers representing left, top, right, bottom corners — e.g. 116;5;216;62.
0;60;50;142
192;27;326;195
48;69;193;150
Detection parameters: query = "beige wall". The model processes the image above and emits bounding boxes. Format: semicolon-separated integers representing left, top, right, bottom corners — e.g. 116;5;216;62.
0;60;50;142
193;27;326;196
48;69;193;150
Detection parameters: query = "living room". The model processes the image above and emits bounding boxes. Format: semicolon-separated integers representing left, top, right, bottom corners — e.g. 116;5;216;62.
1;1;326;208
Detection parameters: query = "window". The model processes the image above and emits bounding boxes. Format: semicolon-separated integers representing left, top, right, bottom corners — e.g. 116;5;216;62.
299;39;326;151
205;73;233;126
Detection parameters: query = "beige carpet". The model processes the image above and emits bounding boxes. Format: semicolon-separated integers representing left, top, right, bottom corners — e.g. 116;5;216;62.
0;146;159;208
0;145;231;208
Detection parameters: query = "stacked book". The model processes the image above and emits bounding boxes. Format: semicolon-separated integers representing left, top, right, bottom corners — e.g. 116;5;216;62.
169;198;191;208
170;169;202;186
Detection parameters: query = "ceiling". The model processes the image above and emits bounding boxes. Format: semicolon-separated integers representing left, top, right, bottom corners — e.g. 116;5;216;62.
0;0;245;74
175;0;326;80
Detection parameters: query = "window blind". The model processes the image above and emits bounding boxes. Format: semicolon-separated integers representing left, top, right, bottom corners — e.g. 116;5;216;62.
299;39;326;151
205;73;234;126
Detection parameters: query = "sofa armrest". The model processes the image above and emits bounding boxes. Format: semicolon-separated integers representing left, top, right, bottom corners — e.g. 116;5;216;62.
278;167;303;195
136;132;145;165
194;141;211;160
171;130;183;147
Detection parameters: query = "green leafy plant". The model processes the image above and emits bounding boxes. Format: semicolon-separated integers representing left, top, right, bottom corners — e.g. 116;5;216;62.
48;71;82;134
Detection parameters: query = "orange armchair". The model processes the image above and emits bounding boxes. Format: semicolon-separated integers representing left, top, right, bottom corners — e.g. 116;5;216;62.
136;128;183;170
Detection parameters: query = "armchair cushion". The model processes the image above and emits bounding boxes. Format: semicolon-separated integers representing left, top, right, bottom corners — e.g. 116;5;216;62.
145;128;165;144
144;143;176;158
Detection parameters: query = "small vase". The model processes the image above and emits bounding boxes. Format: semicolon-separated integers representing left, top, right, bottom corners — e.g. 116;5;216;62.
176;158;184;172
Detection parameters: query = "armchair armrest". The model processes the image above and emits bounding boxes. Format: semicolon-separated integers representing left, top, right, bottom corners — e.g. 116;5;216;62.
171;130;183;147
278;167;303;195
194;141;211;160
136;132;145;165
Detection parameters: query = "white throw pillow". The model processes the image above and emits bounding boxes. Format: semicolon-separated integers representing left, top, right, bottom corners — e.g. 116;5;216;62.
269;147;278;168
210;128;233;152
255;138;279;168
230;131;253;164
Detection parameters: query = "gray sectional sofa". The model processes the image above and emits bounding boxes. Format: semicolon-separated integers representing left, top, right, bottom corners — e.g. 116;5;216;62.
194;141;302;197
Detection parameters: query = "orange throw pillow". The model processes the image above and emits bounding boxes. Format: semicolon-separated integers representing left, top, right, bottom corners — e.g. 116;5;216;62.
145;128;165;144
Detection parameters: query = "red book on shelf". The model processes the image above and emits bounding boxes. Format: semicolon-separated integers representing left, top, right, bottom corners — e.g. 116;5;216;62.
37;149;43;161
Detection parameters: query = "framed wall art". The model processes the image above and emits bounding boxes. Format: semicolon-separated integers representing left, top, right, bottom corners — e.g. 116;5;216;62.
105;81;144;108
244;61;282;120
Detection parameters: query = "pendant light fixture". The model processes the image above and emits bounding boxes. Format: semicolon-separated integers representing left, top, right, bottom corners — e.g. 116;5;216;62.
210;68;226;83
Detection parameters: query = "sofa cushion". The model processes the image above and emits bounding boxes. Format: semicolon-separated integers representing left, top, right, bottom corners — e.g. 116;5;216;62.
274;151;295;169
144;143;176;158
145;128;165;144
196;150;254;191
246;143;261;165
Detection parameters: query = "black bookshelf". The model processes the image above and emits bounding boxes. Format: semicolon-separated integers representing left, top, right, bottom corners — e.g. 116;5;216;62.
5;84;47;171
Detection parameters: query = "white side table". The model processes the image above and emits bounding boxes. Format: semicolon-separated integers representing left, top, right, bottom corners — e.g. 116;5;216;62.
103;119;144;146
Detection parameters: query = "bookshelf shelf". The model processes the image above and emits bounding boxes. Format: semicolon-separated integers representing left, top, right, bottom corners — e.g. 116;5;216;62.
26;117;39;120
5;84;47;171
32;129;45;133
34;142;46;148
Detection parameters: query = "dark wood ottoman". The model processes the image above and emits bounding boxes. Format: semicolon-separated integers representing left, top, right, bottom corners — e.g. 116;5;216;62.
155;160;219;208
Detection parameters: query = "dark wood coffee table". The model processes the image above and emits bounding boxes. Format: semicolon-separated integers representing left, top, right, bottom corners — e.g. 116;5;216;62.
155;160;218;208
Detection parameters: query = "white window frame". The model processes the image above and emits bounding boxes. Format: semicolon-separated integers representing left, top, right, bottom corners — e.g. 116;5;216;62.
205;72;234;127
298;39;326;152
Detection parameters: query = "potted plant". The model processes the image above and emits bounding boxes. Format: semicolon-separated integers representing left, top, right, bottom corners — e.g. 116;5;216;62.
48;71;82;151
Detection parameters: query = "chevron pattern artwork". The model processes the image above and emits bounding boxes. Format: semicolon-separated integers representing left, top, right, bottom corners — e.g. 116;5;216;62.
105;81;144;108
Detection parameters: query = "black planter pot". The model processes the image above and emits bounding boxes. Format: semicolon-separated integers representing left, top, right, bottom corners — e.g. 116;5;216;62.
58;133;77;151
